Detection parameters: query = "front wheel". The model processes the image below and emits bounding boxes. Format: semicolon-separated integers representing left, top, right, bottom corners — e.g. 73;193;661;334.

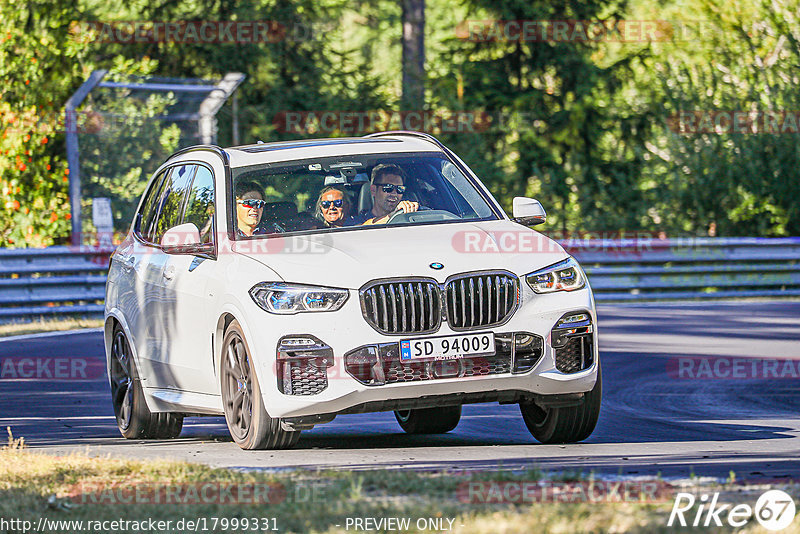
220;320;300;450
109;325;183;439
394;405;462;434
520;365;602;444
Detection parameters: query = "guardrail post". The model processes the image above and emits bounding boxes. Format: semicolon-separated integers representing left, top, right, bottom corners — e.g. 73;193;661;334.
65;70;108;246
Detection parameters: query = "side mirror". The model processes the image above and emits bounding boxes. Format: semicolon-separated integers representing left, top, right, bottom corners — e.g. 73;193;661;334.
161;222;202;253
512;197;547;226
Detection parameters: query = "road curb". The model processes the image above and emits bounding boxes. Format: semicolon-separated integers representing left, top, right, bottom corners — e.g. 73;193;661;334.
0;328;104;344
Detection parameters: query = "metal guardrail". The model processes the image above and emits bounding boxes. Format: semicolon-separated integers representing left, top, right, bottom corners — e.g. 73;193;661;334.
0;238;798;322
567;237;800;302
0;246;112;322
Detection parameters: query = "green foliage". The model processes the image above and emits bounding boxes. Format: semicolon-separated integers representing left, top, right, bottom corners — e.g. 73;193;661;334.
78;57;181;236
428;0;800;236
429;0;650;233
630;0;800;236
3;0;800;245
0;0;86;246
0;1;180;246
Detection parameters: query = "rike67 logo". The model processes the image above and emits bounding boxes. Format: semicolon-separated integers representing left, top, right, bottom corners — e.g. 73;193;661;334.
668;490;796;531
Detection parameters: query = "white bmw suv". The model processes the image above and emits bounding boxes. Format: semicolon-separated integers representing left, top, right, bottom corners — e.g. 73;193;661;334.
104;131;600;450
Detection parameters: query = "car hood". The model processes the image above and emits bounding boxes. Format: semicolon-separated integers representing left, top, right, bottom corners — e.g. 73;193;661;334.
231;219;569;289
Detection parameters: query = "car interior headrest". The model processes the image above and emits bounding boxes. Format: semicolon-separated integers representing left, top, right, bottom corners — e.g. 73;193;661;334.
358;183;373;213
261;201;297;221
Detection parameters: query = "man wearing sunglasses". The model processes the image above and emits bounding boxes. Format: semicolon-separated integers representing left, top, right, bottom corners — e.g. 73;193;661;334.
235;181;268;237
345;163;419;226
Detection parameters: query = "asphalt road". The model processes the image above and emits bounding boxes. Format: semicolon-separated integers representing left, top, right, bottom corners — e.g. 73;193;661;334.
1;302;799;480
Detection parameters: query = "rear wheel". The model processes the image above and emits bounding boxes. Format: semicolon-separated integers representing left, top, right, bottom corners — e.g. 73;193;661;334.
109;325;183;439
220;320;300;450
520;365;602;444
394;405;462;434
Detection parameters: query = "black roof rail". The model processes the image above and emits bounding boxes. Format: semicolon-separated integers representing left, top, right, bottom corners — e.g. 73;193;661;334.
363;130;446;150
164;144;229;165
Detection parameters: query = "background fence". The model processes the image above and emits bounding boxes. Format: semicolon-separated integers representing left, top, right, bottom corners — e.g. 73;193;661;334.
0;246;111;322
0;237;798;323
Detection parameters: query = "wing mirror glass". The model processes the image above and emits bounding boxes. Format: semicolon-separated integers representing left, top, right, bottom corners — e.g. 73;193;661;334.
512;197;547;226
160;222;202;253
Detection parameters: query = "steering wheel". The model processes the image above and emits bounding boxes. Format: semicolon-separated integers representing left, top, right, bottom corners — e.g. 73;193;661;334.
385;207;410;224
386;207;458;225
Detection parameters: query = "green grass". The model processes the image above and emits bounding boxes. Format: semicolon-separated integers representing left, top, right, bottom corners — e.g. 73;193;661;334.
2;431;797;533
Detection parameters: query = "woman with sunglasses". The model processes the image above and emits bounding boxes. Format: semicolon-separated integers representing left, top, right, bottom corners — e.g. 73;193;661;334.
314;186;351;228
234;181;267;237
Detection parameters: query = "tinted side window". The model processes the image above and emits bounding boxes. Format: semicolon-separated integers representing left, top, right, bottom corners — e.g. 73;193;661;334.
137;169;170;241
183;165;215;244
153;164;196;244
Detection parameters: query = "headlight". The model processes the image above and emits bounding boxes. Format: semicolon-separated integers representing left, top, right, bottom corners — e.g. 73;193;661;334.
526;257;586;294
249;283;349;314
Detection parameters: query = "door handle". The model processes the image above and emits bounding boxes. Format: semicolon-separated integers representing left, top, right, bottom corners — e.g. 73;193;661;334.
163;266;176;280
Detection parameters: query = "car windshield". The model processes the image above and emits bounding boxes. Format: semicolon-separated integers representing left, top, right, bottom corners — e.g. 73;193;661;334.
229;152;498;238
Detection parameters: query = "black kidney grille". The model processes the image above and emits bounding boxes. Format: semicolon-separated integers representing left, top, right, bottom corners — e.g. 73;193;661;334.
361;280;441;334
445;273;518;330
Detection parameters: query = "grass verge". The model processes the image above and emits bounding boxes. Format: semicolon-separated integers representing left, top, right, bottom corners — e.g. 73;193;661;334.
0;317;103;338
1;432;797;533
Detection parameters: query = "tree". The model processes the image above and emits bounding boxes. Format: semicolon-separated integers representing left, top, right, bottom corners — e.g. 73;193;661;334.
0;0;87;246
401;0;425;110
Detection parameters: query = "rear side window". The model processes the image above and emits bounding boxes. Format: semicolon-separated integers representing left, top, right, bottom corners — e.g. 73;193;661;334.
153;164;196;244
183;165;215;244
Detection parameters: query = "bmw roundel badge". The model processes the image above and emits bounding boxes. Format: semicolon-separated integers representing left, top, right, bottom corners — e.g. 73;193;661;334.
430;262;444;270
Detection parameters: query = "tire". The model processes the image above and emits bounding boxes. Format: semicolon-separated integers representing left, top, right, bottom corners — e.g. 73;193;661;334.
220;320;300;450
520;364;602;444
394;405;462;434
109;324;183;439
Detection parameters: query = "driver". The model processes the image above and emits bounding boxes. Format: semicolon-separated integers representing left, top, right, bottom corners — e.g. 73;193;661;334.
344;164;418;226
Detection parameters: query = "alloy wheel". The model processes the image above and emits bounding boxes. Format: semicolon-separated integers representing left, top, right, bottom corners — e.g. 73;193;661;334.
110;329;133;431
222;333;253;441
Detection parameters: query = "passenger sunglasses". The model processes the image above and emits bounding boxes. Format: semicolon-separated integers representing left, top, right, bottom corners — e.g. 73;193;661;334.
237;199;266;209
376;184;406;194
320;199;344;209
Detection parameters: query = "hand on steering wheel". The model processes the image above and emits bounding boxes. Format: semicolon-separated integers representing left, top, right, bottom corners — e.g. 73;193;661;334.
385;201;419;223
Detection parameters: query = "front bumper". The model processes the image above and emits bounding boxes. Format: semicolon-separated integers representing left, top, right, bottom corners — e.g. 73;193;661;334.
246;284;598;419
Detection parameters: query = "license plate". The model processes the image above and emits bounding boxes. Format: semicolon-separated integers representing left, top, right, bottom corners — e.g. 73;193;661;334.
399;332;495;361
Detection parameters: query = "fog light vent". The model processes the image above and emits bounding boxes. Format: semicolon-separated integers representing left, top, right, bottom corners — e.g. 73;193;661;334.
551;312;594;374
512;333;544;374
277;334;333;395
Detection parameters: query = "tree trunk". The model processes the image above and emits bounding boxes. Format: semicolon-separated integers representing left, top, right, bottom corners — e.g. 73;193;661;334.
401;0;425;111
